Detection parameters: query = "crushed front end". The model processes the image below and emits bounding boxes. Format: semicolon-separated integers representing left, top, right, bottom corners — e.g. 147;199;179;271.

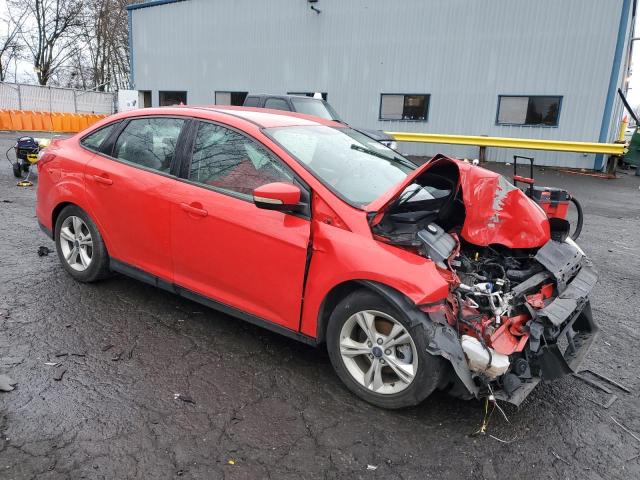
369;156;598;405
426;236;597;405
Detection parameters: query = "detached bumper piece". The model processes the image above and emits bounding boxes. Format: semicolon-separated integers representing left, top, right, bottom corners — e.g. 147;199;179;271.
496;240;598;406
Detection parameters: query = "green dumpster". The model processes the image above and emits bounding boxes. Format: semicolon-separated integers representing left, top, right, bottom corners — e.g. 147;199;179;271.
623;127;640;168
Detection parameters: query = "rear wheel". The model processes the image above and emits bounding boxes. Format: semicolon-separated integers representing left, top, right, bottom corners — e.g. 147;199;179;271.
54;205;111;282
326;290;445;409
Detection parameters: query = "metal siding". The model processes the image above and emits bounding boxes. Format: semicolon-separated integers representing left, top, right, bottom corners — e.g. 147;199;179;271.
131;0;630;168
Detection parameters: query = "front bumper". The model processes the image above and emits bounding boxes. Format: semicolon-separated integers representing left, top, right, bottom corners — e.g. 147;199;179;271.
495;300;597;405
427;239;599;406
496;240;598;405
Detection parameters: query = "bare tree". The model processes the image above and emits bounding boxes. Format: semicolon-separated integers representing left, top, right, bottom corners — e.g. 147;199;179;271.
83;0;130;90
9;0;84;85
58;0;130;90
0;10;26;81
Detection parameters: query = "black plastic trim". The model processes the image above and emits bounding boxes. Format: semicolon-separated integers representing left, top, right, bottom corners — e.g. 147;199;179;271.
38;221;53;239
109;258;318;346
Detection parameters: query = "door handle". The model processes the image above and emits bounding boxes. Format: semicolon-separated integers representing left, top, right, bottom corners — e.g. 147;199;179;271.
92;174;113;185
180;202;208;217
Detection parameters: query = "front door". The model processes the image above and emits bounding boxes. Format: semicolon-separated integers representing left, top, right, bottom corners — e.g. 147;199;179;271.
170;120;310;330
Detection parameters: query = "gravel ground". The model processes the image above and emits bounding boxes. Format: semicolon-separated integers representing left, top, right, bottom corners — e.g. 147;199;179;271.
1;131;640;479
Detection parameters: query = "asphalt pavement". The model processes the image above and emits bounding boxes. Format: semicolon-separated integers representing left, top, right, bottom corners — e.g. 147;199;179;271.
1;131;640;479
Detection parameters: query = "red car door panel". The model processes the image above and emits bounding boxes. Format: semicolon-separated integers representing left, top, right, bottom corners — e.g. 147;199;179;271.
84;117;187;280
171;185;309;329
85;157;176;279
170;120;310;330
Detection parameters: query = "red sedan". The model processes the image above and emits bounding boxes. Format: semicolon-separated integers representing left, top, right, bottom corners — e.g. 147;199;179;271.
36;107;597;408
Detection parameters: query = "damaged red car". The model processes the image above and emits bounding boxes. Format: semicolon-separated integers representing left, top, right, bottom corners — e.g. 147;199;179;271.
36;107;597;409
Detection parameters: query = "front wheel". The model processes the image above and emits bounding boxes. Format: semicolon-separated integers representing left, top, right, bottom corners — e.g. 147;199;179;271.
326;290;445;409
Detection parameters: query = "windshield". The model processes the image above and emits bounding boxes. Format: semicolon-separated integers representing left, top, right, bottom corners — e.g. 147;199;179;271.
266;126;415;206
290;97;342;122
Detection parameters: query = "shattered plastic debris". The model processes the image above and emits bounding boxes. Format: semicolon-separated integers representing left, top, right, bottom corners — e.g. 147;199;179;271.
37;246;52;256
551;451;571;465
53;367;67;381
0;374;18;391
367;464;378;471
611;416;640;443
1;357;23;366
227;459;236;465
174;393;196;404
44;362;60;366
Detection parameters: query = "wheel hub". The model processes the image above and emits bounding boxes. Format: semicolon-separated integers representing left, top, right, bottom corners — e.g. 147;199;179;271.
338;309;418;395
59;215;93;272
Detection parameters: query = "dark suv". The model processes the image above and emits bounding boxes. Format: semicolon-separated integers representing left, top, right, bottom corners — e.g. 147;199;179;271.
243;94;398;150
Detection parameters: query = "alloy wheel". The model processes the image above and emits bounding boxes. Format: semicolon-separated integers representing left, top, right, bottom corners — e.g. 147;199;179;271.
59;216;93;272
339;310;418;395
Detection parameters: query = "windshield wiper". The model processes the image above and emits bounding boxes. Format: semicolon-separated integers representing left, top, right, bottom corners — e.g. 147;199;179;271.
350;144;414;168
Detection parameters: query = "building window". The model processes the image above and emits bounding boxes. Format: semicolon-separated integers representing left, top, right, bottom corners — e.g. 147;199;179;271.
497;95;562;126
215;91;248;106
288;92;328;100
379;94;429;121
159;91;187;106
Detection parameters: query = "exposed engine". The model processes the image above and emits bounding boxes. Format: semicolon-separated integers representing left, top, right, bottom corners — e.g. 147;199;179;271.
371;157;598;403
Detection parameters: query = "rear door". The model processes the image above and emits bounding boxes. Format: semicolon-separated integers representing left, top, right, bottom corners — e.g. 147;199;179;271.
84;116;188;281
170;120;310;330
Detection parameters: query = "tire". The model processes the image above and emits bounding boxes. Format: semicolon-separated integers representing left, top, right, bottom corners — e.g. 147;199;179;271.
326;289;445;409
54;205;111;282
12;162;21;178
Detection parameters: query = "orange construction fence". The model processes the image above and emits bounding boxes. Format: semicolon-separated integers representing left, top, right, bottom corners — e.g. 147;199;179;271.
0;110;108;133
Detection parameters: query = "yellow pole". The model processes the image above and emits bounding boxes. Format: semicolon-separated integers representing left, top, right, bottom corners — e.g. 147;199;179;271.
618;116;629;142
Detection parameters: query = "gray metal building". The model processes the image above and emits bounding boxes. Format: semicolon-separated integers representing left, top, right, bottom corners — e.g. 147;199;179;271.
128;0;636;169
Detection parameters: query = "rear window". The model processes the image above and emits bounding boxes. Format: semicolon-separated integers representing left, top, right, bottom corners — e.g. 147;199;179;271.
243;96;260;107
80;123;118;151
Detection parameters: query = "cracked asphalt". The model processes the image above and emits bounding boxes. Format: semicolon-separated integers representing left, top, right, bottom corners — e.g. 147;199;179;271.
1;131;640;479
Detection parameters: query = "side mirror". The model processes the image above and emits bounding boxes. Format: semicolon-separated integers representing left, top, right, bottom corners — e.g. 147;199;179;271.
253;182;302;212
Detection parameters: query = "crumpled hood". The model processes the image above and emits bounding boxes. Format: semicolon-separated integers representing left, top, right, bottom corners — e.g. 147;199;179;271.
366;155;550;249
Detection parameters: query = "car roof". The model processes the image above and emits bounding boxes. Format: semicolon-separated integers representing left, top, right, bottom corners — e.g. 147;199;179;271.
108;105;341;129
248;94;320;100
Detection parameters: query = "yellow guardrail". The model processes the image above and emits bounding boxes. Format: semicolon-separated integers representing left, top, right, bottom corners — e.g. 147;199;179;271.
386;132;626;156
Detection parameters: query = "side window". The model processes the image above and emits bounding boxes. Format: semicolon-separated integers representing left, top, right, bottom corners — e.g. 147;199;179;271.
264;98;291;111
113;117;185;173
80;123;118;151
243;96;260;107
189;122;294;197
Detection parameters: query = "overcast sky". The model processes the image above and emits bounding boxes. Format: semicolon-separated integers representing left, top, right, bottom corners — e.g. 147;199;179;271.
2;1;640;109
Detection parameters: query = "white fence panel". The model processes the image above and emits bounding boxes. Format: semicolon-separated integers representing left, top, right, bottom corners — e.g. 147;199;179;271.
0;83;20;109
0;82;115;114
75;91;114;114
